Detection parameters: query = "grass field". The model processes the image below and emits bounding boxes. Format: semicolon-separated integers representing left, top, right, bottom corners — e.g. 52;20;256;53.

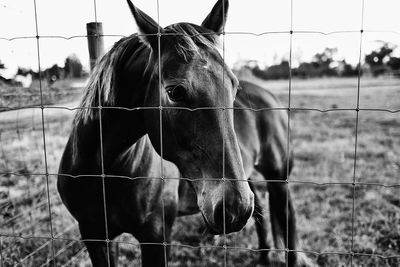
0;76;399;266
0;79;85;111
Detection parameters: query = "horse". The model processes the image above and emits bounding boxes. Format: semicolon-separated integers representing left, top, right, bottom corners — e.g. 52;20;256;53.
58;0;305;266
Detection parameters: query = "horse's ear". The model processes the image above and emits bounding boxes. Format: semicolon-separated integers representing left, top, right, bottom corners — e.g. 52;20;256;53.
127;0;164;49
201;0;228;34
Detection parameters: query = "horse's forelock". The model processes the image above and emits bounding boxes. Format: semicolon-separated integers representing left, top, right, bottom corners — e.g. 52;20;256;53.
164;23;221;63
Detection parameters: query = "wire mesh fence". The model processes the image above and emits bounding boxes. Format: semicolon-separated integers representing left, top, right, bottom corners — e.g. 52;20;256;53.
1;0;400;266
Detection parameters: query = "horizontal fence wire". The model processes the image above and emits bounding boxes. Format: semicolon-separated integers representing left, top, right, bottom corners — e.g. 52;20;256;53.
1;0;400;266
1;29;400;42
1;173;400;188
1;233;400;261
1;105;400;113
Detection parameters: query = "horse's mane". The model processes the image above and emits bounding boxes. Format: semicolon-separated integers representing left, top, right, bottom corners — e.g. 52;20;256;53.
74;23;220;125
74;34;145;124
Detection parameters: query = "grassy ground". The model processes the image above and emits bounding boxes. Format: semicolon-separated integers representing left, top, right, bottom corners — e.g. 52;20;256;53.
0;79;85;111
0;77;399;266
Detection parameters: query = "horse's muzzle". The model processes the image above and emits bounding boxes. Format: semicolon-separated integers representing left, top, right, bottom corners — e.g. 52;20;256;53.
198;180;254;235
213;201;253;234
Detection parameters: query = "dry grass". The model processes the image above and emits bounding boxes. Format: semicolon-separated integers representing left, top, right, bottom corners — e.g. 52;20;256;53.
0;77;399;266
0;79;85;111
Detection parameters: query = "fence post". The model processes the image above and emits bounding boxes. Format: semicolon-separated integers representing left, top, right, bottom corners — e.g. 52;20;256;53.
86;22;105;72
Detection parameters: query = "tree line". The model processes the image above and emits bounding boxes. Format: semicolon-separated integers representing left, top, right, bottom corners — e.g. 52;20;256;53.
2;42;400;86
235;43;400;80
18;54;86;80
0;54;86;86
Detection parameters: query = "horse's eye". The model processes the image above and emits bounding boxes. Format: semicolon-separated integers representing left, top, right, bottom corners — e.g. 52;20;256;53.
166;85;186;102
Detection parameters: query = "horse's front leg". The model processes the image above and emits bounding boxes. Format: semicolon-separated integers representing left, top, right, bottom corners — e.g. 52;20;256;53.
249;181;270;266
84;240;116;267
138;195;177;267
79;223;118;267
139;217;175;266
267;182;298;267
140;239;168;267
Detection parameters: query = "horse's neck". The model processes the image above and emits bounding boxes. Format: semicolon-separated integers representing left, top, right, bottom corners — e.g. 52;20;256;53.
66;111;198;214
112;135;161;177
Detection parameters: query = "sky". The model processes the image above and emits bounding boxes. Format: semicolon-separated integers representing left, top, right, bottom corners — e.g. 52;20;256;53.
1;0;400;78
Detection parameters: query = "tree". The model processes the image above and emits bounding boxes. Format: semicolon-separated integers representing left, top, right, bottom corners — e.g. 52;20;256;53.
364;43;394;76
46;64;62;79
295;62;314;78
264;60;290;79
64;54;83;78
43;64;64;85
387;57;400;72
16;67;32;76
311;48;338;77
251;61;290;80
338;60;358;77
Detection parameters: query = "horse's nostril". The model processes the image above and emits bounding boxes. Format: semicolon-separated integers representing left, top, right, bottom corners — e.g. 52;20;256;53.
213;201;223;227
214;201;235;230
225;210;234;225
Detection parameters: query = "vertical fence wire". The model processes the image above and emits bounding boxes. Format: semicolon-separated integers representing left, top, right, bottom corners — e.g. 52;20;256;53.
91;0;113;265
32;0;56;266
1;0;400;266
286;0;294;265
155;0;169;265
222;1;227;267
350;0;365;266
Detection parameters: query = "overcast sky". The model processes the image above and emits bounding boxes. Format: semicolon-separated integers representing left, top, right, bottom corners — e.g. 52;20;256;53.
1;0;400;78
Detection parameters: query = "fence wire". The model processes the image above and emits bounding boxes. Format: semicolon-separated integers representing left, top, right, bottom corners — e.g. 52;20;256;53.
1;0;400;266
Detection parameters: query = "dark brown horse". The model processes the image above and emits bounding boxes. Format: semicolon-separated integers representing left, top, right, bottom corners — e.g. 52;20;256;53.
58;0;308;266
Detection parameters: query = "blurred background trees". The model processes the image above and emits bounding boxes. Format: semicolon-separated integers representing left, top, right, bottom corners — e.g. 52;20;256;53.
0;54;86;86
234;42;400;80
64;54;84;79
364;43;393;76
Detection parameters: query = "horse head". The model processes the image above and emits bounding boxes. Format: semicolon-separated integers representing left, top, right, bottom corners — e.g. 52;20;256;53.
127;0;254;234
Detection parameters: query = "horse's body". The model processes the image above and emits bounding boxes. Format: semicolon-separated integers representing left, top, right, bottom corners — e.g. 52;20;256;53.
58;0;303;266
